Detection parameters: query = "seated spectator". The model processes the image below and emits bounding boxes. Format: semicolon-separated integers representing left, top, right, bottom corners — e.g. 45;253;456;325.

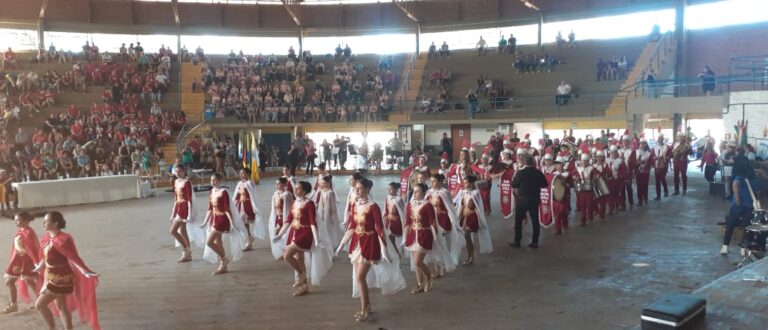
617;56;628;80
556;31;565;47
476;36;487;56
150;102;163;116
335;44;343;58
101;52;113;64
428;42;437;59
555;81;572;106
439;41;451;58
568;30;576;48
596;58;607;81
466;88;479;115
2;47;16;70
498;36;507;54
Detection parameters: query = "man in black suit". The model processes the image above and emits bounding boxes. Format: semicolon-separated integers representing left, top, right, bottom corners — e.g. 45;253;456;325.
510;155;548;248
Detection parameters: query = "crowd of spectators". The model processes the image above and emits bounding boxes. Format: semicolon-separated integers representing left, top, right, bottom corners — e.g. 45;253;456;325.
202;46;397;123
596;56;629;81
0;40;183;186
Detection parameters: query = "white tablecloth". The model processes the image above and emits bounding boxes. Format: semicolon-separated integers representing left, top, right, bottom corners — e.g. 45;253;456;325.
12;175;140;208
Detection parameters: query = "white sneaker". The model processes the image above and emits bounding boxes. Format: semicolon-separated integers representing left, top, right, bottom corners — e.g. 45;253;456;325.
720;245;728;255
740;248;747;257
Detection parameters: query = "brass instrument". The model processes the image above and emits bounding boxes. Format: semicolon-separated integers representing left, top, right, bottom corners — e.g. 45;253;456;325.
593;176;610;199
672;142;690;160
655;146;669;168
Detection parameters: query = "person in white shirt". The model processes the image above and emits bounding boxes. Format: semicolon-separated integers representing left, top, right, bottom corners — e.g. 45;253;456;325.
476;36;487;56
556;81;572;106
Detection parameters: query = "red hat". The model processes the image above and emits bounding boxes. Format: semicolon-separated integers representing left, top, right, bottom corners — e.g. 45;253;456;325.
441;152;449;160
482;144;492;154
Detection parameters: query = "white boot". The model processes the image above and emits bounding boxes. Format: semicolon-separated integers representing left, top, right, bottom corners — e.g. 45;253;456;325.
720;245;728;255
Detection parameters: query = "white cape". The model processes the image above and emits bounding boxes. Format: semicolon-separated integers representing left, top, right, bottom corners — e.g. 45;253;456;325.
316;188;343;247
268;191;294;259
425;188;462;272
203;188;248;264
171;179;206;249
351;237;407;298
453;189;493;254
233;179;266;240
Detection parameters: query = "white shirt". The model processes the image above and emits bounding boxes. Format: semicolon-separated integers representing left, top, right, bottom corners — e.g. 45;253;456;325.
557;84;572;95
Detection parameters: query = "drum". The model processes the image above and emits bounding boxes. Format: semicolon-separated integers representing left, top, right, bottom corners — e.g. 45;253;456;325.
740;228;768;251
593;176;610;198
751;210;768;226
552;176;567;202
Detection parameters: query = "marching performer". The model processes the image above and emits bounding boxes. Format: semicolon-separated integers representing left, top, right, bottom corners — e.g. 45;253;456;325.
312;162;332;193
405;183;438;294
652;134;671;200
472;153;494;216
447;149;474;197
495;149;518;219
234;168;263;250
169;165;205;262
592;146;612;220
426;173;461;277
282;165;297;195
2;212;40;314
35;212;100;330
269;177;295;259
574;152;596;225
453;175;493;265
551;157;572;234
635;138;654;206
607;145;628;215
342;172;365;228
384;182;406;256
438;157;450;176
336;178;405;322
274;181;333;296
316;175;343;247
202;174;247;275
538;149;557;229
620;133;637;209
672;132;690;195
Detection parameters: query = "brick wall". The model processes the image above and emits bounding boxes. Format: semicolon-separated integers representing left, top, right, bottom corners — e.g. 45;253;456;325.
724;91;768;144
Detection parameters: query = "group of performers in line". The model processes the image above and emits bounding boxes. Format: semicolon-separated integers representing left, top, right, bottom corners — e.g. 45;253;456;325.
1;129;692;328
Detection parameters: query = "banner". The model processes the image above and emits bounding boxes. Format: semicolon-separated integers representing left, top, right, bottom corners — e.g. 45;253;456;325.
499;167;515;219
539;173;554;228
250;131;260;184
399;166;414;199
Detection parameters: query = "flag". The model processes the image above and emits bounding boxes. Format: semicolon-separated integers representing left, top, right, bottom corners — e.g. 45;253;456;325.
250;131;260;184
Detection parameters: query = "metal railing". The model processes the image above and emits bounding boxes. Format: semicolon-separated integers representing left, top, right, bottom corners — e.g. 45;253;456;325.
631;31;673;97
625;74;767;100
728;55;768;92
397;51;418;108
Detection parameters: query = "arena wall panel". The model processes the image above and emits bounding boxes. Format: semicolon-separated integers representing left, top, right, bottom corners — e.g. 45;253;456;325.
91;1;133;25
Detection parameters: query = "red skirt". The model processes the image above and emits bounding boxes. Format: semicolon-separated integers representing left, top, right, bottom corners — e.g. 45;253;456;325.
212;215;231;232
44;265;74;295
460;210;479;233
436;211;452;232
287;226;313;250
405;228;433;251
238;201;255;221
385;216;403;237
349;234;381;262
173;202;189;220
5;254;35;278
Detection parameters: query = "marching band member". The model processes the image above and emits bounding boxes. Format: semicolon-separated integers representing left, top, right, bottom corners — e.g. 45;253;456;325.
404;183;439;294
592;146;612;220
336;178;405;322
274;181;332;296
383;182;406;256
438;157;450;176
316;175;343;247
635;138;654;206
426;173;461;277
169;165;205;262
652;134;671;200
234;168;263;250
496;149;518;219
472;153;494;216
282;165;297;195
447;149;474;197
620;133;637;209
575;152;596;225
552;157;572;234
2;212;40;314
202;174;247;275
672;132;690;195
35;212;100;330
541;148;556;174
607;145;627;215
269;177;295;259
453;175;493;265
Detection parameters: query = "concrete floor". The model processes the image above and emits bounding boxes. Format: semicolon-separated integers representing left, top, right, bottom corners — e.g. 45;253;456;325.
0;171;740;329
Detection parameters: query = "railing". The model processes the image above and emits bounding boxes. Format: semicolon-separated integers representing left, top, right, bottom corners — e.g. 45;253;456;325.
728;55;768;92
625;74;767;100
630;31;672;93
397;51;418;109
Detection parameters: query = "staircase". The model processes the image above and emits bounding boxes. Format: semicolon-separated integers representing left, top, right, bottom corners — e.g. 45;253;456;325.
605;35;674;116
162;62;207;165
397;53;428;103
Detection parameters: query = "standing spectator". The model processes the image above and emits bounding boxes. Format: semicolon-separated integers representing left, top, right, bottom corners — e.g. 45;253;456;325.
649;24;662;42
556;31;565;47
388;132;403;170
699;143;718;183
507;34;517;54
440;132;453;163
305;141;317;176
645;70;657;99
720;156;755;255
214;143;226;176
428;42;438;59
321;139;332;167
555;81;572;106
287;144;299;176
568;30;576;48
510;155;548;248
476;36;487;56
466;88;479;116
698;66;716;96
2;47;17;70
337;136;349;170
343;44;352;60
617;56;628;80
439;42;451;58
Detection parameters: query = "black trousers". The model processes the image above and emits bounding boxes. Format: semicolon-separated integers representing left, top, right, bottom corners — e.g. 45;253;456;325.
514;199;541;245
339;152;348;169
724;205;752;245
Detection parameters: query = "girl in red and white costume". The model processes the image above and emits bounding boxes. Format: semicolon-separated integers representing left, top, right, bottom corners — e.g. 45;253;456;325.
336;178;405;322
202;174;247;275
234;168;263;250
269;177;294;259
453;175;493;265
426;173;461;275
2;212;40;314
447;149;473;197
281;165;297;195
316;175;343;247
341;172;364;229
35;212;100;330
169;165;205;262
383;182;406;256
405;183;438;294
274;181;333;296
472;153;494;216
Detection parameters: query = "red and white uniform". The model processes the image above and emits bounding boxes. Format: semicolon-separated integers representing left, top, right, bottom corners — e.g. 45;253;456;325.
635;148;654;204
652;144;670;198
347;200;384;264
592;161;612;219
608;156;627;213
574;164;596;224
551;170;572;233
208;188;233;233
404;199;436;253
285;198;317;251
427;187;454;233
383;195;405;237
171;178;192;220
620;147;637;207
672;141;689;194
268;190;294;259
5;226;40;303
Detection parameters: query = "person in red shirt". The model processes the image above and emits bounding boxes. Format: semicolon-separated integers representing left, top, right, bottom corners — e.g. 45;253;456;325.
2;47;16;70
